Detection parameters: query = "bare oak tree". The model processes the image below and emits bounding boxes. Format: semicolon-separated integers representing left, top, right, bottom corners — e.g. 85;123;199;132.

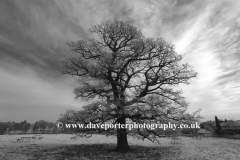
61;20;198;152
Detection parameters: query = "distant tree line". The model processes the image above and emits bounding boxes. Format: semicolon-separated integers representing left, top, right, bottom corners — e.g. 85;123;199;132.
32;120;55;132
181;118;226;135
197;116;239;136
0;120;31;135
0;120;56;135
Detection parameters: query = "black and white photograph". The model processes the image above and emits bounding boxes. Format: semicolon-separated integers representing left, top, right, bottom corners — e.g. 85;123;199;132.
0;0;240;159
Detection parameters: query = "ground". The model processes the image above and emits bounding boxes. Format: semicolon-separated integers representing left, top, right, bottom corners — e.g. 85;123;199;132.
0;134;240;160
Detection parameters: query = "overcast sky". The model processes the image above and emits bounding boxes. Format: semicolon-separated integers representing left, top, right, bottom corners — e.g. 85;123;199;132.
0;0;240;123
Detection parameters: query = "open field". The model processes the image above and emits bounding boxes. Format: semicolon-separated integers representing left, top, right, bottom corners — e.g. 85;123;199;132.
0;134;240;160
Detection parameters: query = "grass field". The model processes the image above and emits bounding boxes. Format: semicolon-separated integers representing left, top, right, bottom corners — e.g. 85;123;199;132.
0;134;240;160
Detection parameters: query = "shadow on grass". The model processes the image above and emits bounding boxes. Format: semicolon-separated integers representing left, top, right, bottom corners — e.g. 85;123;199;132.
31;144;181;160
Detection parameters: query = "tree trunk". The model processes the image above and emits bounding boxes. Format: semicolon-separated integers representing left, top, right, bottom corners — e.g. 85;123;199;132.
115;117;130;152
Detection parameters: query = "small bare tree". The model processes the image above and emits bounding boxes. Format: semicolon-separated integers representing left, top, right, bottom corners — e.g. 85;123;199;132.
61;20;198;152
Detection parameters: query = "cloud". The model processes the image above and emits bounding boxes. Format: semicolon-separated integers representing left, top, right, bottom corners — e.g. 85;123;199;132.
177;0;240;120
0;57;87;123
0;0;240;122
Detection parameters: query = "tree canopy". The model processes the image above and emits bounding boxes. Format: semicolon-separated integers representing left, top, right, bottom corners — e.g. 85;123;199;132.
61;20;198;152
